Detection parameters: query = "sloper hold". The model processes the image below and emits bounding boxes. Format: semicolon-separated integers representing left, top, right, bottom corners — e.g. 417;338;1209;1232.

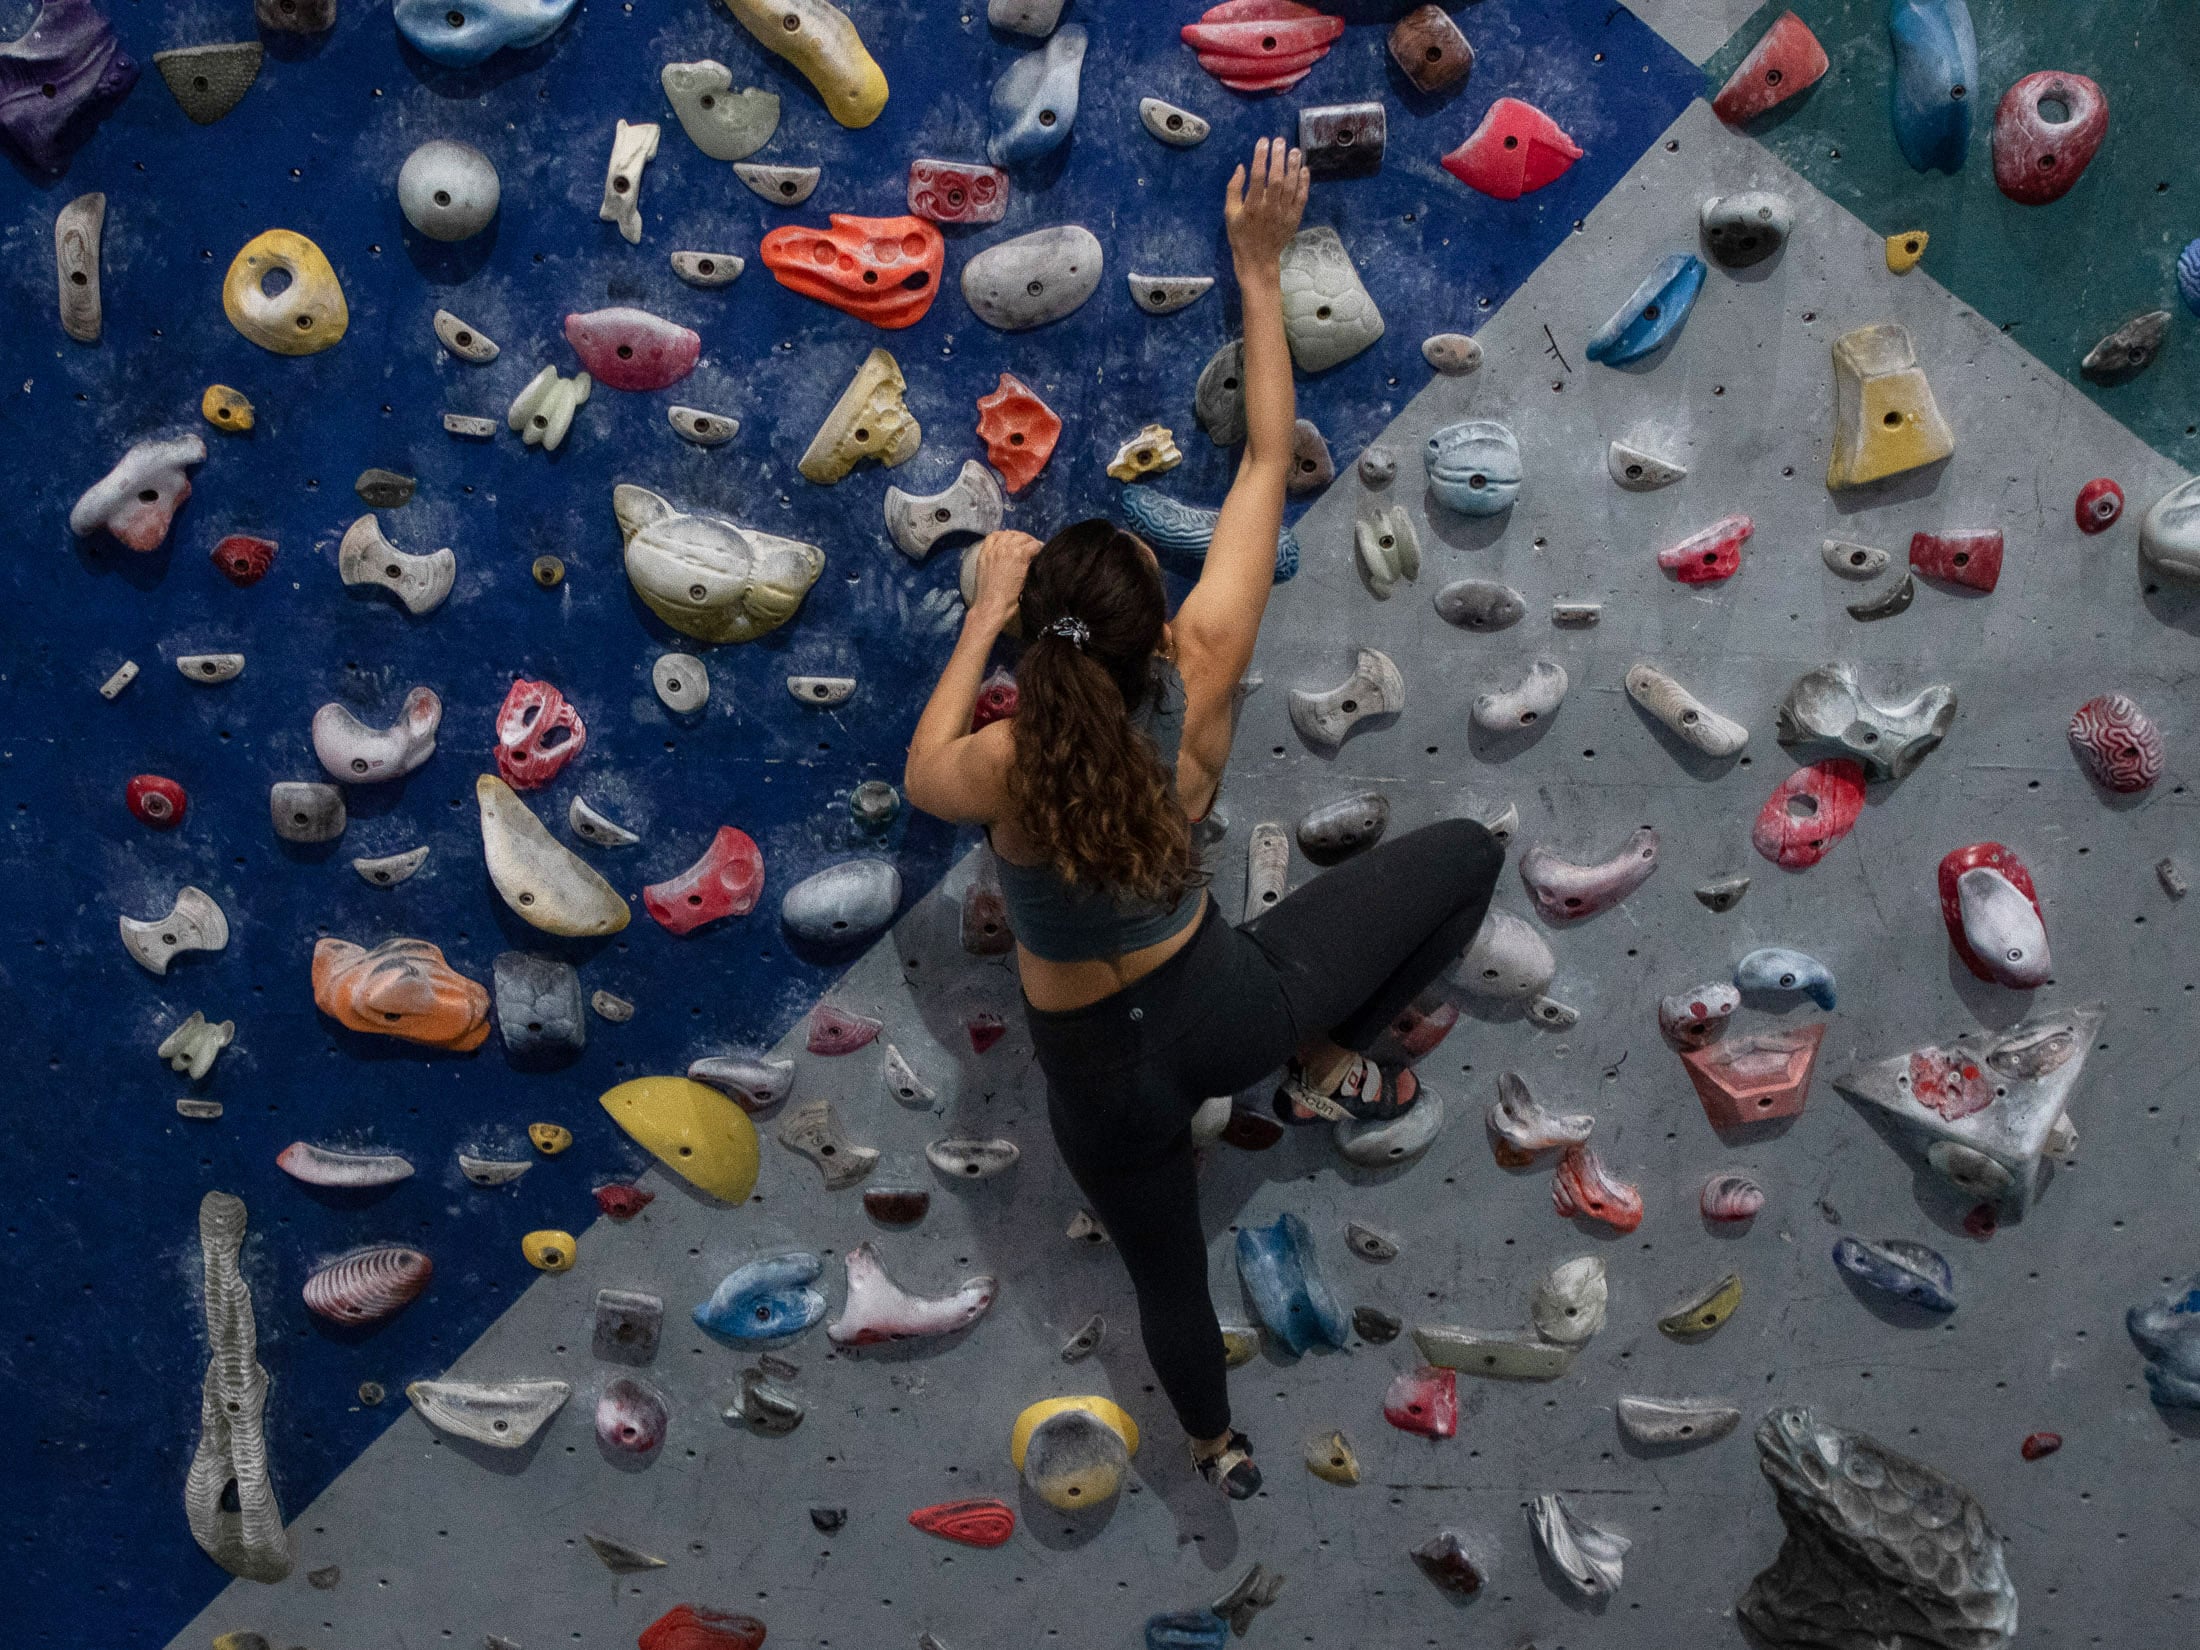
669;407;738;447
1909;528;2001;592
393;0;577;66
808;1001;880;1054
909;1498;1015;1548
1519;826;1656;920
1012;1396;1139;1510
1848;572;1916;621
1626;664;1748;757
1234;1213;1348;1354
313;688;440;783
1681;1024;1825;1129
1938;842;2049;989
653;653;710;715
1660;1272;1743;1339
1618;1394;1741;1447
1736;947;1837;1009
2076;477;2123;534
54;191;102;342
1775;661;1955;781
1552;1143;1642;1233
1128;274;1212;317
1608;438;1684;490
1993;71;2107;204
1306;1429;1359;1485
155;42;260;124
761;213;943;330
1450;910;1555;1003
2068;693;2163;792
927;1137;1020;1180
186;1193;290;1583
1422;332;1481;373
456;1150;529;1183
509;366;591;450
478;776;630;936
1181;0;1342;95
638;1609;765;1650
1752;759;1866;869
659;60;778;160
615;485;824;645
908;157;1008;225
0;0;140;174
1194;337;1246;445
721;0;886;128
1288;648;1403;752
599;1076;760;1203
976;373;1062;490
1709;10;1827;123
735;161;819;205
563;308;698;393
1425;418;1520;515
1888;0;1978;174
1139;96;1209;147
1288;417;1334;493
1472;657;1566;732
1531;1494;1629;1598
643;827;765;935
1441;97;1581;198
989;0;1065;38
694;1253;826;1342
405;1379;568;1448
885;460;1004;559
1119;485;1299;582
223;229;347;355
1390;5;1473;95
1532;1255;1607;1346
183;654;247;687
1433;578;1521;629
800;348;920;484
1587;252;1705;366
1383;1366;1457;1439
1357;509;1422;598
2084;310;2170;384
1696;875;1751;913
69;434;203;551
963;225;1103;331
1833;1236;1955;1312
1657;513;1751;583
828;1241;996;1345
1278;226;1383;372
1827;321;1954;488
2141;475;2200;580
987;25;1085;165
1823;540;1890;580
1296;790;1387;865
781;859;899;945
2128;1275;2200;1410
1833;1004;2104;1213
1700;190;1793;269
1299;101;1383;179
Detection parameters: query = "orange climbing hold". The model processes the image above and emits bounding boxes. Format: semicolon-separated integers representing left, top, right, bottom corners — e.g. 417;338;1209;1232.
909;1497;1017;1547
759;213;946;331
637;1604;768;1650
975;373;1061;493
1180;1;1344;95
1679;1025;1826;1129
1709;11;1829;125
311;936;492;1051
1440;97;1581;200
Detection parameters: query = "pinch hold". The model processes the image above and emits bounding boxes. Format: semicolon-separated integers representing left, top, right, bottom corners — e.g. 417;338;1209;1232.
70;435;204;551
1586;252;1706;366
1355;504;1419;596
1441;97;1580;199
1710;11;1828;124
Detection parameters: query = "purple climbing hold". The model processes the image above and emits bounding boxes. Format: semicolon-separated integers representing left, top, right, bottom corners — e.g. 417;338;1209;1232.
0;0;139;174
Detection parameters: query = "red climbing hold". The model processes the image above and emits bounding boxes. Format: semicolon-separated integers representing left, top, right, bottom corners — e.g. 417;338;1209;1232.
210;533;277;586
126;773;188;829
1908;529;2003;592
2075;477;2124;535
637;1603;768;1650
1964;1204;2000;1240
1751;759;1867;870
2068;693;2164;793
1384;997;1458;1062
975;373;1062;494
907;157;1008;226
967;1012;1006;1054
909;1497;1017;1548
1552;1142;1643;1233
971;665;1019;731
1936;842;2044;987
758;214;947;331
643;827;765;935
594;1183;656;1220
1992;72;2108;206
1219;1108;1284;1151
1709;11;1830;125
494;678;588;790
1383;1365;1458;1440
1180;1;1344;95
1657;514;1753;584
807;1001;883;1055
1440;97;1583;200
2020;1431;2062;1461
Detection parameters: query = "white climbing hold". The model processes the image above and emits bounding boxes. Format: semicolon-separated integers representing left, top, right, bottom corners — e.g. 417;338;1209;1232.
276;1142;413;1188
961;225;1105;331
1822;539;1892;579
1471;657;1568;732
186;1193;290;1583
670;250;745;289
734;161;821;205
826;1241;997;1345
1486;1071;1593;1159
121;887;230;974
598;119;660;245
1530;1494;1629;1599
405;1379;570;1448
70;435;206;551
1244;821;1289;921
353;846;430;887
777;1098;880;1189
477;775;632;936
884;460;1006;560
1414;1325;1575;1380
432;309;499;363
99;661;139;700
1355;508;1422;598
1607;439;1686;491
788;675;856;707
338;515;455;614
925;1137;1021;1179
1422;332;1481;374
882;1043;936;1106
1531;1256;1608;1347
507;366;592;452
668;407;739;447
568;796;639;848
1449;910;1555;1001
1616;1394;1742;1448
1139;96;1210;147
55;191;103;344
176;654;245;684
689;1054;796;1110
1624;664;1748;757
1289;648;1404;752
590;990;634;1023
2140;476;2200;585
659;61;779;161
311;687;442;783
1279;226;1384;372
1334;1091;1445;1166
159;1012;235;1079
1128;273;1214;316
652;653;710;714
443;413;496;439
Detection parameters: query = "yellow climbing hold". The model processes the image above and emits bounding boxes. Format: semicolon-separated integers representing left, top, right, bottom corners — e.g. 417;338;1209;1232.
720;0;888;129
200;384;255;433
1304;1429;1361;1486
1010;1396;1140;1511
521;1229;577;1272
1885;230;1928;273
221;229;348;357
1826;320;1955;490
1658;1271;1743;1339
528;1122;573;1155
598;1076;760;1204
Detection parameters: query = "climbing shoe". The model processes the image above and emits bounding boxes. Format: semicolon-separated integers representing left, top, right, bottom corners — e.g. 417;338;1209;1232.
1273;1055;1417;1125
1192;1430;1262;1501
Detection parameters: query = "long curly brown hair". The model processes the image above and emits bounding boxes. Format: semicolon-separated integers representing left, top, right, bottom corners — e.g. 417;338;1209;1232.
1006;519;1193;906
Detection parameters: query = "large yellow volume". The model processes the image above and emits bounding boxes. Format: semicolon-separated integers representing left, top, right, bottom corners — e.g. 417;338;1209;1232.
222;229;348;356
720;0;888;129
599;1077;760;1203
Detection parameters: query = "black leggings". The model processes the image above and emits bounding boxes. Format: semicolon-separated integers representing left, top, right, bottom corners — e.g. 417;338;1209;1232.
1026;818;1504;1439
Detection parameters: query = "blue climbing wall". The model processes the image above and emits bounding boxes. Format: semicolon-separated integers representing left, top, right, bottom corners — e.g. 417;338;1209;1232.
0;1;1699;1642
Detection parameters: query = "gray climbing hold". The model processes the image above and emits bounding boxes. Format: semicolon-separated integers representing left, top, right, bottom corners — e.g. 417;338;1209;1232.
962;225;1104;331
1775;662;1955;781
1695;875;1751;913
590;989;634;1023
1451;909;1555;1002
884;459;1006;560
734;162;820;205
852;780;901;831
1288;418;1334;494
926;1137;1021;1180
354;468;416;509
1551;600;1602;627
270;782;345;844
1421;332;1481;374
155;42;263;125
1698;190;1793;269
1822;539;1892;579
55;193;102;344
777;1099;880;1190
1625;664;1749;757
1532;1494;1629;1599
1139;96;1210;148
1355;507;1421;597
1616;1394;1742;1448
1345;1221;1399;1262
433;309;499;362
1519;827;1659;922
1244;821;1288;920
2140;476;2200;585
311;687;442;782
120;887;229;975
1279;227;1385;372
1334;1090;1444;1166
732;1367;803;1435
1847;572;1916;621
99;661;136;699
1532;1256;1608;1346
651;653;710;715
781;859;901;944
788;675;857;706
1299;101;1385;179
1607;438;1686;491
492;952;586;1066
187;1194;290;1583
159;1012;235;1080
1128;273;1213;316
1297;791;1389;866
1481;801;1520;847
397;139;500;241
1059;1312;1105;1362
338;515;456;615
1415;1325;1575;1380
659;61;779;161
2161;858;2190;899
2081;310;2169;384
443;413;496;440
406;1380;570;1449
584;1533;666;1573
457;1153;531;1185
1357;445;1396;486
688;1054;795;1110
668;407;739;447
593;1288;665;1364
671;251;745;288
1425;419;1521;516
1193;338;1246;446
568;796;639;848
176;654;244;685
353;846;430;887
1471;657;1567;732
1289;648;1403;753
1528;995;1581;1029
989;0;1065;36
1434;579;1525;631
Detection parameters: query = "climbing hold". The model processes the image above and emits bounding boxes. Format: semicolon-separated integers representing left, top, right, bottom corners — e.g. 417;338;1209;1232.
1657;513;1752;584
1350;1307;1399;1345
1527;994;1580;1030
222;230;347;356
1012;1396;1140;1510
1107;424;1183;484
492;952;586;1067
1451;910;1556;1003
878;1046;935;1110
1296;790;1388;866
2019;1432;2062;1462
1128;274;1214;318
520;1230;576;1273
1938;842;2050;989
1777;662;1954;782
0;0;139;174
1390;4;1473;94
1424;419;1520;516
1886;229;1929;272
1551;599;1602;626
275;1141;410;1189
1531;1494;1629;1599
600;1076;760;1204
1909;528;2002;592
852;778;904;828
990;0;1064;38
156;1012;233;1080
562;308;699;394
975;372;1062;492
172;654;243;689
2076;477;2123;534
1829;320;1956;489
595;1183;653;1219
2128;1275;2200;1409
1066;1209;1110;1245
569;796;638;848
1736;947;1838;1009
642;827;766;936
1518;826;1656;920
2068;693;2163;792
336;516;454;617
1660;982;1739;1048
432;310;498;365
1710;9;1828;123
652;653;709;715
988;25;1085;165
909;1499;1015;1548
761;213;950;330
1846;573;1916;622
507;366;592;452
69;435;203;552
1888;0;1978;173
1299;101;1384;179
639;1607;766;1650
584;1533;666;1574
1193;338;1246;446
787;675;856;706
1552;1143;1642;1233
1306;1430;1360;1485
799;348;921;484
1992;71;2108;204
667;407;738;449
864;1180;929;1226
695;1254;826;1343
54;191;101;343
1751;759;1866;869
2141;475;2200;581
312;688;440;785
781;859;900;946
1356;446;1396;488
1532;1255;1608;1347
1695;875;1751;913
1607;439;1685;491
396;139;498;243
1821;541;1891;581
1279;226;1384;372
1421;336;1482;379
1235;1213;1348;1355
1240;821;1290;921
1699;191;1793;269
1659;1272;1743;1339
1288;418;1335;494
1587;253;1706;366
1440;96;1581;198
962;225;1103;332
1471;658;1569;737
1701;1172;1765;1222
1626;664;1749;757
199;388;261;442
1344;1221;1398;1263
905;159;1009;232
478;776;630;937
526;1122;571;1155
353;469;415;510
596;119;659;244
309;936;488;1049
1180;0;1341;94
1432;578;1522;631
1485;1071;1592;1164
672;252;742;292
1618;1394;1742;1448
1833;1236;1955;1313
457;1152;530;1185
1118;485;1299;581
1353;509;1421;599
186;1194;288;1583
659;60;778;160
720;0;885;127
303;1245;432;1326
734;161;820;206
1407;1531;1482;1598
2161;858;2190;899
828;1241;997;1345
404;1379;568;1449
392;0;576;65
1288;648;1404;753
1383;1366;1458;1440
925;1136;1021;1182
125;773;187;829
1138;96;1209;147
688;1054;794;1112
807;1002;881;1054
268;781;344;843
2083;310;2169;383
614;485;825;645
1681;1024;1825;1130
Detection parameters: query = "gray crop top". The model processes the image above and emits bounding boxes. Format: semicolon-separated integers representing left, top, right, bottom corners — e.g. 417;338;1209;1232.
991;660;1206;963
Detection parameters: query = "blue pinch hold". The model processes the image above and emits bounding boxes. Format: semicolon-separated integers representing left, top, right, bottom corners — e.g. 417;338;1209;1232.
1423;419;1522;517
1144;1612;1229;1650
1234;1212;1349;1356
2127;1274;2200;1408
393;0;580;69
1118;486;1299;582
2178;240;2200;319
1585;252;1707;366
693;1252;827;1342
1887;0;1977;174
1735;946;1837;1010
1832;1236;1955;1313
988;24;1087;166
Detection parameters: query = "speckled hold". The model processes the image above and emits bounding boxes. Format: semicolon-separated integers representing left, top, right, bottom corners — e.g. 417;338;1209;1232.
1421;332;1481;374
962;224;1104;331
651;653;709;715
392;0;579;69
1128;273;1213;316
1297;790;1388;866
1433;579;1523;632
1608;439;1685;490
669;406;738;447
269;781;345;843
397;140;500;241
565;307;699;393
69;435;204;551
907;157;1008;225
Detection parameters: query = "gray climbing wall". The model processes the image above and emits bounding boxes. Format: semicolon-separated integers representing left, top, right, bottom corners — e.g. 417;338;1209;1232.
167;84;2200;1650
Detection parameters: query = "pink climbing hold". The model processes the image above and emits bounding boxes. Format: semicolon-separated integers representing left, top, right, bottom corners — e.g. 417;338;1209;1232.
563;307;701;393
1907;1048;1993;1123
1680;1026;1825;1129
2075;478;2123;534
1440;97;1583;200
967;1012;1006;1054
1552;1142;1643;1233
1936;841;2046;988
2068;693;2164;793
907;158;1008;226
494;678;587;790
1657;514;1752;584
1709;11;1830;125
806;1001;882;1055
1909;529;2003;592
642;827;765;935
1751;759;1867;870
1700;1171;1765;1223
908;1497;1016;1548
971;665;1019;731
1992;71;2108;206
1180;1;1344;95
301;1244;433;1327
595;1375;669;1457
1383;1365;1458;1440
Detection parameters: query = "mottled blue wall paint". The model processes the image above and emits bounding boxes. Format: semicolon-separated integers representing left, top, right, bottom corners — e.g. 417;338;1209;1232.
0;0;1696;1639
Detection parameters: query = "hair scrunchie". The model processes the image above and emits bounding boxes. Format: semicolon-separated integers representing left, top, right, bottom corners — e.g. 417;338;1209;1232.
1043;614;1091;649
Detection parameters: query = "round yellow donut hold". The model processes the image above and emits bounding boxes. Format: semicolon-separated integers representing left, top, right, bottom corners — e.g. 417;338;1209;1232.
1010;1396;1140;1512
598;1077;760;1204
222;228;349;356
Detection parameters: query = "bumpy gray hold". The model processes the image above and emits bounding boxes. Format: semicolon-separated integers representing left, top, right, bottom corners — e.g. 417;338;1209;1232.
961;225;1104;331
1194;339;1246;446
781;859;902;945
1422;332;1481;374
1297;791;1389;866
270;782;345;843
1279;227;1385;373
884;460;1005;561
1357;445;1396;486
1774;662;1955;781
2081;310;2169;384
1607;439;1685;490
1434;579;1525;631
493;952;585;1066
1698;190;1792;269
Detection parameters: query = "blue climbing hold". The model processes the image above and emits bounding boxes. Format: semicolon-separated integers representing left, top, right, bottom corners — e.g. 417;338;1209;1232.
1144;1613;1229;1650
988;24;1087;166
1734;946;1837;1010
1118;486;1298;582
2128;1274;2200;1408
2178;240;2200;319
1832;1236;1955;1313
1585;252;1706;366
1887;0;1978;174
1424;420;1522;517
394;0;580;68
693;1252;827;1342
1234;1212;1349;1356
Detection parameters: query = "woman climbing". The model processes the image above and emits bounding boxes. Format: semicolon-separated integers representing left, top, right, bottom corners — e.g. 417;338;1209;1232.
905;139;1505;1499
